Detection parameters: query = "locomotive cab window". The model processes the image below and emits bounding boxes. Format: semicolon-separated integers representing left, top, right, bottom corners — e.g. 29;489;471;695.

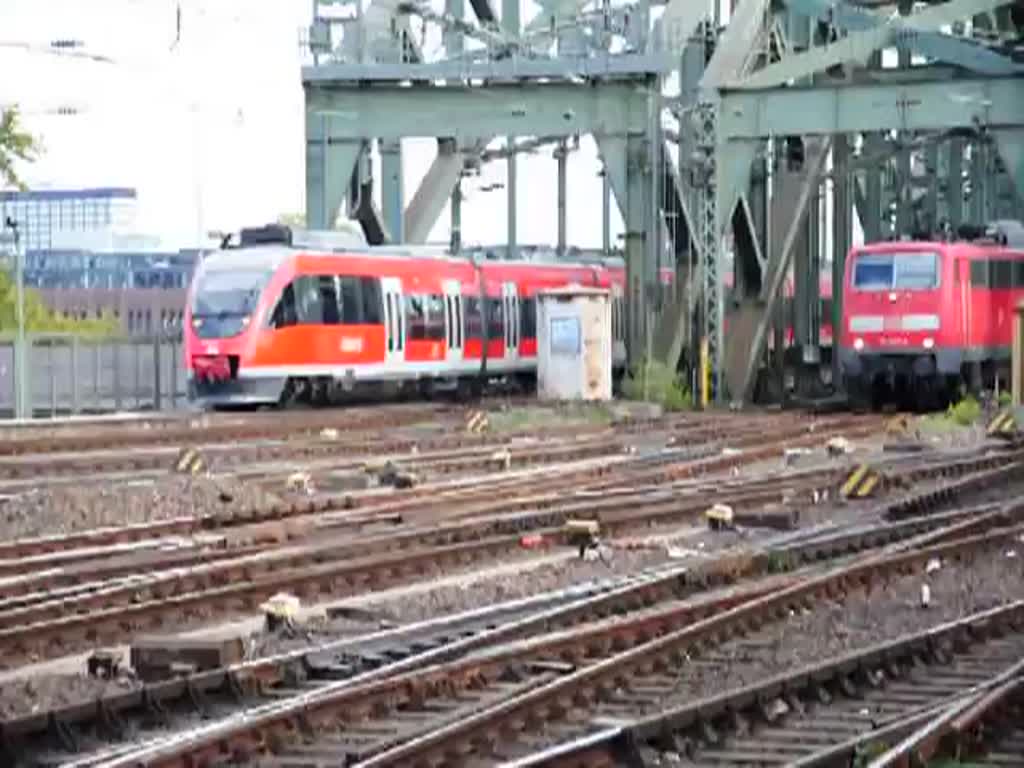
852;251;939;291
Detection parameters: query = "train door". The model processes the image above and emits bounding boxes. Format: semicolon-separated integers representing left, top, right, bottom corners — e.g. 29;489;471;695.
443;280;464;368
502;282;519;364
381;277;405;368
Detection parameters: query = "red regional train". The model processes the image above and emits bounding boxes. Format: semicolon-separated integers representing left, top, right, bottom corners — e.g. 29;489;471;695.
839;221;1024;408
184;225;628;407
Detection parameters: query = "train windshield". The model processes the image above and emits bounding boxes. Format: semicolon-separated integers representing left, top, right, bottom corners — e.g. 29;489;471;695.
191;269;270;317
852;251;939;291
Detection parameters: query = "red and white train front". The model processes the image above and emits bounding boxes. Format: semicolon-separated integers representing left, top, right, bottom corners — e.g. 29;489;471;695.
184;231;627;407
840;226;1024;405
839;244;954;402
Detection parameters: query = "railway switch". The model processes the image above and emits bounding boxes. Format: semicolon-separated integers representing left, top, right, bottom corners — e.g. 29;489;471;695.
840;464;883;499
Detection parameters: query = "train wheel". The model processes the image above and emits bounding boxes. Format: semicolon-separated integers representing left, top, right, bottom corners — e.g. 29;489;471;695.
846;379;872;412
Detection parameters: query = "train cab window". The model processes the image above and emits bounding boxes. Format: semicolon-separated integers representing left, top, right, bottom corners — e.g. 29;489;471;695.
270;283;298;328
360;278;383;324
337;276;362;324
520;297;537;339
465;297;484;340
486;298;504;339
853;252;939;290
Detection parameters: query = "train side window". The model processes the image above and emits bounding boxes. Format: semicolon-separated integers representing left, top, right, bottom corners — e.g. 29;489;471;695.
426;294;446;341
270;283;298;328
970;260;990;288
486;298;504;339
337;276;362;324
295;276;324;324
520;297;537;339
406;295;428;340
465;297;483;340
318;275;340;324
1013;261;1024;288
361;278;383;324
993;260;1014;290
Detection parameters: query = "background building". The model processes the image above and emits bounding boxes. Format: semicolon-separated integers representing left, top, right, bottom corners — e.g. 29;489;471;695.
1;187;198;335
0;187;138;252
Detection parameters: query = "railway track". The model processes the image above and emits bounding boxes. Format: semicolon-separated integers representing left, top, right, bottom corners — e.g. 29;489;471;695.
0;413;884;561
67;519;1024;768
0;407;809;490
9;500;1023;767
0;402;465;457
515;601;1024;768
0;435;1018;665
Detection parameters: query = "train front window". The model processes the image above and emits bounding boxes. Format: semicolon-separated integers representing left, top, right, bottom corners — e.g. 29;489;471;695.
191;270;268;316
852;252;939;291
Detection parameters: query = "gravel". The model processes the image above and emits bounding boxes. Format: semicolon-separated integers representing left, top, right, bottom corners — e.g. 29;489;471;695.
0;475;285;540
642;549;1024;711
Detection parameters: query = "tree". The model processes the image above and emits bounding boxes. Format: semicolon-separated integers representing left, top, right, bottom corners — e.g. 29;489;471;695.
0;106;41;191
0;271;118;337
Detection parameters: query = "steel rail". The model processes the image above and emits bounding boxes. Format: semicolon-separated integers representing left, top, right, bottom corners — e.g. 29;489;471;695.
95;524;1024;768
9;496;1014;761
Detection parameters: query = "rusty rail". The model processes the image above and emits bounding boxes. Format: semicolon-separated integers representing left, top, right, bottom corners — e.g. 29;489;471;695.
87;522;1024;768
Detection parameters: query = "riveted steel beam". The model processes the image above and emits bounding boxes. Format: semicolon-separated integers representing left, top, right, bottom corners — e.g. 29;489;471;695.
718;76;1024;139
306;79;652;141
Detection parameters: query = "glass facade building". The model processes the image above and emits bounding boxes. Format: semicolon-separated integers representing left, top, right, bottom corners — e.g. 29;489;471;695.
0;187;138;252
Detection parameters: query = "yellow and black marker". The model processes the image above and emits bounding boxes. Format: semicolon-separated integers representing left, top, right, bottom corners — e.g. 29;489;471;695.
986;409;1018;440
174;446;206;476
466;411;489;434
840;464;882;499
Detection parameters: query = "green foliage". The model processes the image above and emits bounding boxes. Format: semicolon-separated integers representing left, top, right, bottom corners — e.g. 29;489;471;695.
621;359;692;411
0;106;41;191
276;212;306;228
0;271;117;336
998;390;1012;407
947;394;981;426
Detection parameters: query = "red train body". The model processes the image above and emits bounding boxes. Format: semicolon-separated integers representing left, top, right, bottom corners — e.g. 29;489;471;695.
184;235;627;406
840;224;1024;405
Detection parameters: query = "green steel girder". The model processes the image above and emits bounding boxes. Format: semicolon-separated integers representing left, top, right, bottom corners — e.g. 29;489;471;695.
735;0;1017;89
718;76;1024;139
992;128;1024;206
306;80;652;141
305;114;363;230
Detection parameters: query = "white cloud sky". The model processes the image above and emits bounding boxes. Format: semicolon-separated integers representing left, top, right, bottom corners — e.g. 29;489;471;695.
1;0;627;249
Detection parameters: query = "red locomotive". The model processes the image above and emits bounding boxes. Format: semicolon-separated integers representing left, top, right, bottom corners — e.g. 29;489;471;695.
184;225;627;407
840;221;1024;408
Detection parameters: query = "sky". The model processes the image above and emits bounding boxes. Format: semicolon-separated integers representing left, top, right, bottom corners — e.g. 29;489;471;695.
0;0;634;250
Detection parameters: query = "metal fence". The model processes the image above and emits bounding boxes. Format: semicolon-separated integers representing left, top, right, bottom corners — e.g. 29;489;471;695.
0;333;188;417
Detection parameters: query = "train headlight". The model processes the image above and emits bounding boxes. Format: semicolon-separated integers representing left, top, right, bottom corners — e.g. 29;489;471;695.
853;338;864;351
923;337;934;349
